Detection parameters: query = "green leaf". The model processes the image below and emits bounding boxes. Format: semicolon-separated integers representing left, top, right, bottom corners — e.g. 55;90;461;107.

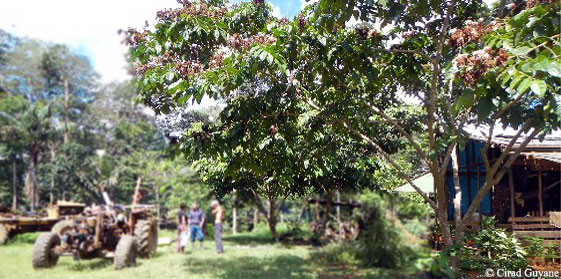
530;80;547;96
534;57;549;71
520;62;534;74
508;74;524;91
517;77;532;94
547;61;561;77
510;46;530;55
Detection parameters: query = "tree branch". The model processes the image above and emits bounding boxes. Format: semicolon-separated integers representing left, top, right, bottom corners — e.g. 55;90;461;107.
490;119;534;172
363;100;430;168
338;119;437;211
371;47;431;59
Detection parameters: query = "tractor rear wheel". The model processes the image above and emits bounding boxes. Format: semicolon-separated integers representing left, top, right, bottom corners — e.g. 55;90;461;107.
114;235;137;269
0;224;10;245
51;220;73;236
135;219;158;258
32;233;60;269
0;224;8;245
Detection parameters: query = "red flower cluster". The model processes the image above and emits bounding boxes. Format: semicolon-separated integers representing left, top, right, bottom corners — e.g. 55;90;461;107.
526;0;556;8
122;28;148;47
156;3;227;22
278;17;290;26
455;48;509;85
208;51;226;69
298;14;307;31
402;31;419;39
227;33;276;51
449;20;500;48
134;62;155;76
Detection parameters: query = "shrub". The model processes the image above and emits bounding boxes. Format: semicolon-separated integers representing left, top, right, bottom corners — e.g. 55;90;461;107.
523;236;545;257
312;241;360;265
459;217;527;272
357;216;417;268
9;232;40;244
414;252;454;279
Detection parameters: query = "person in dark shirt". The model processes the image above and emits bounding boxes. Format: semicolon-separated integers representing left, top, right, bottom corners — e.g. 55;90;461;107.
177;203;187;253
188;202;205;251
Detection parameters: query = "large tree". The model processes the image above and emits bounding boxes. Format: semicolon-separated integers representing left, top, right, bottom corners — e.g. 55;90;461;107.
0;94;56;208
295;0;560;255
126;0;389;237
127;0;560;251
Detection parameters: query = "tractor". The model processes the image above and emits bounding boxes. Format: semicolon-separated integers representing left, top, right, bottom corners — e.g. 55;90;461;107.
32;178;158;269
0;201;85;245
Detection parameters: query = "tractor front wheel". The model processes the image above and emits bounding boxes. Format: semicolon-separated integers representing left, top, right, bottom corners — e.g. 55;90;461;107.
135;219;158;258
32;233;60;269
114;235;137;270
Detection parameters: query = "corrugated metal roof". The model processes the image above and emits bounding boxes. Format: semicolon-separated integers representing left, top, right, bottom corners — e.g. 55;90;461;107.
464;125;561;150
521;152;561;164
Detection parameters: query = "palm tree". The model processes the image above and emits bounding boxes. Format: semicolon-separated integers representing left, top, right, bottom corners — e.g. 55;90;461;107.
0;95;56;209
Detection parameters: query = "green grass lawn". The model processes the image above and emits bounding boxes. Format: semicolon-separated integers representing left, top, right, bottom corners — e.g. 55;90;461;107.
0;230;418;279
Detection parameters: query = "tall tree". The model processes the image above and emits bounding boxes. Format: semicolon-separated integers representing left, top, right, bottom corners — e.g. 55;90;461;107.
0;95;56;208
127;0;560;252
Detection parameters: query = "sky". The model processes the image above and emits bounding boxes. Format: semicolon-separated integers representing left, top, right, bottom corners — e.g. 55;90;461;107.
0;0;309;83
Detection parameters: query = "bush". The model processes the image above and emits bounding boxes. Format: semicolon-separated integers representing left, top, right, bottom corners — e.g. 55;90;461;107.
9;232;40;244
357;216;418;268
523;236;545;257
414;252;454;279
312;241;360;266
459;217;527;272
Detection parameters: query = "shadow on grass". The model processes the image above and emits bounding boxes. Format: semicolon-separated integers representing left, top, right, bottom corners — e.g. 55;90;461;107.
223;234;275;245
67;259;112;271
183;255;313;279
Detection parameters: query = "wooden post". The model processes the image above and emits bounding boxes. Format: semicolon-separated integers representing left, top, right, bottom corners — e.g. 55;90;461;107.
130;177;143;235
538;170;543;217
508;168;515;223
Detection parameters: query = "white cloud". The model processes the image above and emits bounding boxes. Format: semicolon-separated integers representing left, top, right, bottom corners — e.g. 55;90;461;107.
300;0;319;10
0;0;181;83
271;4;282;18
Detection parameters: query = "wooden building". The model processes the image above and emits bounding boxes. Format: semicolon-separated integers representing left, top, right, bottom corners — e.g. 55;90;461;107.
446;126;561;244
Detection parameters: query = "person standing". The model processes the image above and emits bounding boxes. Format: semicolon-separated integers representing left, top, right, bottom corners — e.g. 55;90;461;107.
211;200;224;254
188;202;205;251
177;203;188;253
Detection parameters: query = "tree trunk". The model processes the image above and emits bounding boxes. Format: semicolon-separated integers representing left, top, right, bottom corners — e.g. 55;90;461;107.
155;183;160;221
267;196;277;239
314;195;320;224
63;79;70;143
451;144;465;241
297;200;306;223
12;159;17;211
25;153;39;209
336;190;341;233
253;207;259;230
232;188;238;234
433;172;454;249
49;147;56;205
321;188;332;235
450;145;465;272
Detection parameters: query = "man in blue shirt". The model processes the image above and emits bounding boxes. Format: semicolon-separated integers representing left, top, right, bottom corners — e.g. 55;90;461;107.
188;202;205;251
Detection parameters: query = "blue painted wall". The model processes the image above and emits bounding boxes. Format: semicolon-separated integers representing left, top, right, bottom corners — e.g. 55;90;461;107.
447;139;492;219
